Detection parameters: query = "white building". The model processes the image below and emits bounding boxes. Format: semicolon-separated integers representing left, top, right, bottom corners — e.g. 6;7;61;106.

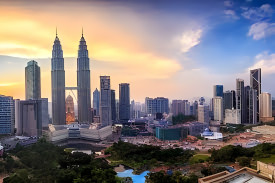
224;109;241;124
213;96;223;122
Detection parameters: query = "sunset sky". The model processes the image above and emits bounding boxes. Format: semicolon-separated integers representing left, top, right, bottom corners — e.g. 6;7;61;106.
0;0;275;103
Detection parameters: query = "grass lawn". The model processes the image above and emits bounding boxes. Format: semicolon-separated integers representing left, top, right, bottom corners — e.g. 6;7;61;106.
258;155;275;164
189;154;210;164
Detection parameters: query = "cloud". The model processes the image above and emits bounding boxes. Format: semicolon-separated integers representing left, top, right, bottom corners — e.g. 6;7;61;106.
242;4;273;21
224;1;233;7
224;10;239;19
248;22;275;40
249;52;275;75
180;29;202;53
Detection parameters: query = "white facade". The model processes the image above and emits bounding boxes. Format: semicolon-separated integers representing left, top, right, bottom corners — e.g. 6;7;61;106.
213;96;223;121
224;109;241;124
259;92;272;118
198;104;210;124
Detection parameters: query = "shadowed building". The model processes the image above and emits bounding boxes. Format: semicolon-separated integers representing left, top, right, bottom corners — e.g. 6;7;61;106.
111;90;116;121
66;95;75;124
51;31;66;125
93;88;100;116
100;76;112;127
250;68;261;123
119;83;130;121
25;60;41;100
77;31;92;123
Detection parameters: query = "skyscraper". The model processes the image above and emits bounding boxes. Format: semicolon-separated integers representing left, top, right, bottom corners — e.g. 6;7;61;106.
51;32;66;125
250;68;261;123
224;90;236;110
111;90;117;121
248;88;258;124
25;60;41;100
0;95;14;134
77;31;92;123
213;96;223;122
119;83;130;121
100;76;112;127
198;104;210;124
93;88;100;116
66;95;75;123
259;92;273;122
236;79;245;123
213;85;223;97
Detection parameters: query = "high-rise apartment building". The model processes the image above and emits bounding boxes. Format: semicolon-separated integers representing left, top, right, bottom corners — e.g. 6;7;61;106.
111;90;117;121
100;76;112;127
51;32;66;125
119;83;130;121
213;85;223;97
213;96;223;122
193;101;198;118
77;32;92;123
250;68;261;123
25;60;41;100
93;88;100;116
0;95;14;134
145;97;169;115
171;100;187;116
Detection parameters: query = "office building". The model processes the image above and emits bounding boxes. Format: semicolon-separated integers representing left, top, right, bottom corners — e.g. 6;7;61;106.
213;85;223;97
272;98;275;117
198;104;210;124
93;88;100;116
111;90;116;121
259;92;274;122
119;83;130;121
41;98;49;128
250;68;261;122
14;99;20;133
224;90;236;110
66;95;75;124
145;97;169;115
99;76;112;127
77;32;92;123
0;95;14;134
51;32;66;125
25;60;41;100
193;101;198;118
214;96;223;122
18;99;47;137
236;78;245;123
248;88;258;124
224;109;241;124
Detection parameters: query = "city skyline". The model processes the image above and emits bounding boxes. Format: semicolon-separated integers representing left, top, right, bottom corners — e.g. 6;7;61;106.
0;0;275;102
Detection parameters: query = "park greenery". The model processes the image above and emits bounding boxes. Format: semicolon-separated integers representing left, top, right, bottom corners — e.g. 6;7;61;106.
0;138;121;183
210;143;275;165
172;114;196;125
105;141;194;173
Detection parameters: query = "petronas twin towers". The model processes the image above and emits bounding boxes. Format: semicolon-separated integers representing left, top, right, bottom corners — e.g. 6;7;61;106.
51;30;91;125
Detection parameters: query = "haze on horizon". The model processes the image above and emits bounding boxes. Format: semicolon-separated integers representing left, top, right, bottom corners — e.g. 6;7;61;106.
0;0;275;102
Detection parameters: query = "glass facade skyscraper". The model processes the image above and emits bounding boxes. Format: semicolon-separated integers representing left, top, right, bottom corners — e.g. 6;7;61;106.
100;76;112;127
51;33;66;125
93;88;100;116
213;85;223;97
119;83;130;121
77;32;92;123
0;95;14;134
25;60;41;100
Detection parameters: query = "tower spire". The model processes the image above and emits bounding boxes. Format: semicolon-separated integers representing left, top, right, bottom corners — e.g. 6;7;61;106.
82;27;83;37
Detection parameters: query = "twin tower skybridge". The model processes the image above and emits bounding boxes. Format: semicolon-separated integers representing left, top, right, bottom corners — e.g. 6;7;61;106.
65;87;78;102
